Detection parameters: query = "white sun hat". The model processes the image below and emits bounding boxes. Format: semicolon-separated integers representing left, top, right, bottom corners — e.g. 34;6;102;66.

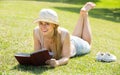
34;9;59;25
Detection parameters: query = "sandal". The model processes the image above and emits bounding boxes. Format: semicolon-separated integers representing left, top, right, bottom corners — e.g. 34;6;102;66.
102;52;117;62
96;52;105;61
96;52;117;62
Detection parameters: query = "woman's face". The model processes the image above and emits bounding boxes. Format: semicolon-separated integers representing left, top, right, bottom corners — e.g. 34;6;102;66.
38;21;55;36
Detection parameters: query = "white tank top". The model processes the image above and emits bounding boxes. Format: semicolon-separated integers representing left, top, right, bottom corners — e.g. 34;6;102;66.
34;26;76;57
34;26;68;48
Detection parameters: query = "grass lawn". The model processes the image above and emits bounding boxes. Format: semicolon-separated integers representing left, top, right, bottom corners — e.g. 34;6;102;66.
0;0;120;75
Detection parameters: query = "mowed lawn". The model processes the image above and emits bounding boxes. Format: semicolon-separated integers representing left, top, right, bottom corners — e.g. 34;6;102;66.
0;1;120;75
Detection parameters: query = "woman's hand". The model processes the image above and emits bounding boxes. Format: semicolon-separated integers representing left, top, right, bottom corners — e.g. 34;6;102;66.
45;59;59;67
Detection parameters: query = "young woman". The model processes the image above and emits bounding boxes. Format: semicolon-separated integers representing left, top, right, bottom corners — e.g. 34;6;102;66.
33;2;96;67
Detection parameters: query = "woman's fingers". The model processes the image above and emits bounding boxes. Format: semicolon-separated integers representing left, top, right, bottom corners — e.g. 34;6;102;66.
45;59;58;67
45;60;51;64
45;59;55;64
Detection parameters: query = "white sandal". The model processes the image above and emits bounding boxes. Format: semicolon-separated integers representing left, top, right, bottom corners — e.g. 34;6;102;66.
102;52;117;62
96;52;117;62
96;52;105;61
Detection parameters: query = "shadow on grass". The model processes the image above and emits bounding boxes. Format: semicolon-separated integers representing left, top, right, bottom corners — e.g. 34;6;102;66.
70;51;91;59
90;8;120;22
11;64;54;74
54;7;120;22
11;54;89;74
35;0;100;5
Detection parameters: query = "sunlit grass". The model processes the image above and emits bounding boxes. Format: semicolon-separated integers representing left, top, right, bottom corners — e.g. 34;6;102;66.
0;1;120;75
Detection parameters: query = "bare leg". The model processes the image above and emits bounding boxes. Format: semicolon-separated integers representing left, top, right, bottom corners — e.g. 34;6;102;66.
81;13;92;44
72;14;84;38
72;2;96;45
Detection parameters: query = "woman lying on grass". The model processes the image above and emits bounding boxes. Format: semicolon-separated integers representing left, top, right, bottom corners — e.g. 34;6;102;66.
33;2;96;67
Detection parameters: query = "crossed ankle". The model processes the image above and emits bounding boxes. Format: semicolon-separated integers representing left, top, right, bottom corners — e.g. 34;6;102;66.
80;11;88;16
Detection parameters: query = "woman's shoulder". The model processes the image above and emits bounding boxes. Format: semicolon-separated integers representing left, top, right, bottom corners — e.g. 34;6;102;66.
58;27;69;34
34;26;39;32
33;26;40;33
58;27;70;43
33;26;40;37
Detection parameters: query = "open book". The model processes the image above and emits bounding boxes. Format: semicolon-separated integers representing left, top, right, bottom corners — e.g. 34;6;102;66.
15;49;52;66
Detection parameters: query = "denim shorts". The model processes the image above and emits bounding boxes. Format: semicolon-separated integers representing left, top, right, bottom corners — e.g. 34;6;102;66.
70;36;91;56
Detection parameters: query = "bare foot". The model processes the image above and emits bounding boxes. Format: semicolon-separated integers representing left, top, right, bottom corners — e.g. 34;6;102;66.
81;2;96;12
80;2;96;15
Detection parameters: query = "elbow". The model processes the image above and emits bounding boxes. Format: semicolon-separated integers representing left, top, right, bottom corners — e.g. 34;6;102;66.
64;57;70;65
57;57;70;66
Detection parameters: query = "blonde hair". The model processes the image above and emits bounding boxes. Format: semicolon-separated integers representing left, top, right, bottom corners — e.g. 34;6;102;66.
52;25;62;59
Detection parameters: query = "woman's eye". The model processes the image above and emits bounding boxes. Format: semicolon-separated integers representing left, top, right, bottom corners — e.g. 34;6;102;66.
40;22;43;25
39;22;42;25
46;22;50;25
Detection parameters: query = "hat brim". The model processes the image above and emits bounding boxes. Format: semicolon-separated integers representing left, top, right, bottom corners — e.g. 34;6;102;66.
34;18;59;25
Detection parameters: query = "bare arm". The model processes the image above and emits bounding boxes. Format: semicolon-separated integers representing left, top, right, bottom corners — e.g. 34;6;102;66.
46;31;71;67
57;31;71;65
33;29;41;51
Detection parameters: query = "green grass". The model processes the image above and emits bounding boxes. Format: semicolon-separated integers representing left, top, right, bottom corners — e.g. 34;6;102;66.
0;0;120;75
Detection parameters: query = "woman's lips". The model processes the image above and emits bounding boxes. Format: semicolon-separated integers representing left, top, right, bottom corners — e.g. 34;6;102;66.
42;30;48;32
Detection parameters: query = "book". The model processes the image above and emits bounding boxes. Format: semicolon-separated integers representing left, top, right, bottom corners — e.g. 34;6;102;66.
15;49;52;66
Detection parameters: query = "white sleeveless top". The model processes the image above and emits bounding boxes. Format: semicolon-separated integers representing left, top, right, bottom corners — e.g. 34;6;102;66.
34;26;68;49
34;26;76;57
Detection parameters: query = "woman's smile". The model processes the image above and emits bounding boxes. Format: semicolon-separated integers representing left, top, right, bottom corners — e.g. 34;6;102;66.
42;29;48;32
38;21;55;35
